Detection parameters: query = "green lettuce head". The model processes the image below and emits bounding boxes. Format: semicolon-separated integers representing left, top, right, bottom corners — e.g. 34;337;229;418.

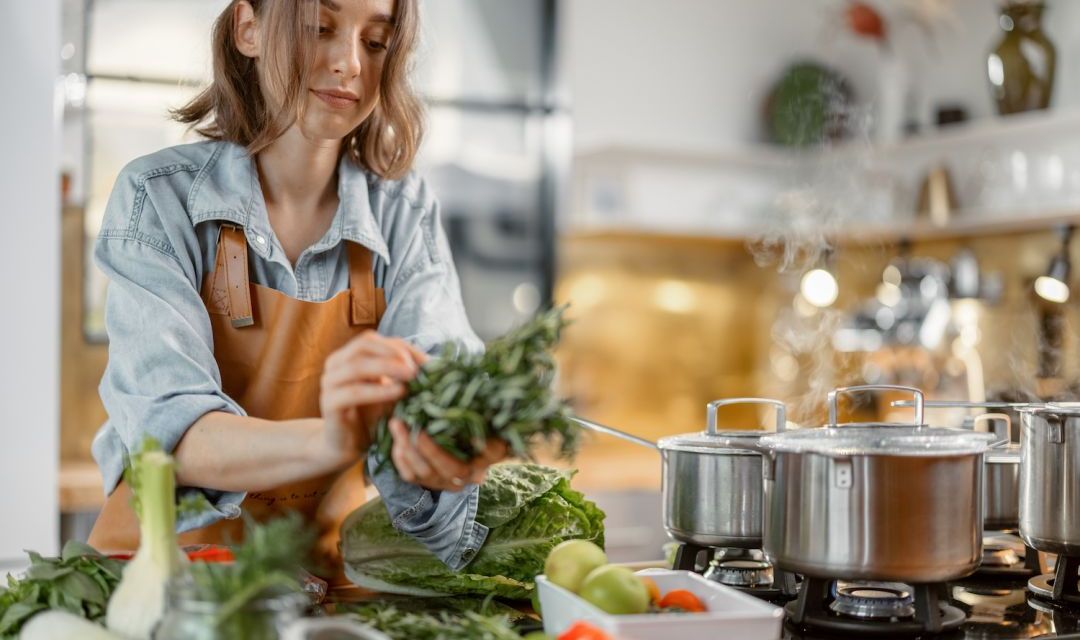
341;463;605;599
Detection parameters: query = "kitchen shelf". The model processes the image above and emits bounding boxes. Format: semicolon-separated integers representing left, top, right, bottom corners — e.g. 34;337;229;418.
564;208;1080;248
836;208;1080;244
571;108;1080;246
575;107;1080;168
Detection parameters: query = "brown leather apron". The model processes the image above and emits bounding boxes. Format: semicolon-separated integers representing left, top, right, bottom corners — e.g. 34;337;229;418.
88;225;386;577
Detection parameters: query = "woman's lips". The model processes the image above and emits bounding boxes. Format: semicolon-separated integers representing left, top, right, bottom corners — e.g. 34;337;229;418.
311;89;358;110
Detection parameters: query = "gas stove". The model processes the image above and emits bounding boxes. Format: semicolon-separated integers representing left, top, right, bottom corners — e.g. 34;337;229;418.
974;532;1044;580
782;576;1080;638
670;541;1080;637
671;542;798;602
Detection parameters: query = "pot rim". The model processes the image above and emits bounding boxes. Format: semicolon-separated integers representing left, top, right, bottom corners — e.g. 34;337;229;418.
759;426;995;457
658;430;770;455
1021;402;1080;417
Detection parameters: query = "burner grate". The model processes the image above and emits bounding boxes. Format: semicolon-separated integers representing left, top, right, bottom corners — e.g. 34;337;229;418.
1028;555;1080;606
788;577;965;636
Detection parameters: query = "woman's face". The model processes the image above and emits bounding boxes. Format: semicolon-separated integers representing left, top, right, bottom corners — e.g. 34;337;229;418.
301;0;395;141
238;0;397;143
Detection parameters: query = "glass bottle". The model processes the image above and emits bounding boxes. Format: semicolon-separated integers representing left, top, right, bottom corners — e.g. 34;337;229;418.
156;580;308;640
987;1;1056;115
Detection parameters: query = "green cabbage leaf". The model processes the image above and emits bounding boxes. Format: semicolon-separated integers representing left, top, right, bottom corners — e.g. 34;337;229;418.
341;463;605;599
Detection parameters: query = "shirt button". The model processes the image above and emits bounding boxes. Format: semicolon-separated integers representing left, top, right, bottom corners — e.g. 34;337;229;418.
462;548;476;561
255;235;266;245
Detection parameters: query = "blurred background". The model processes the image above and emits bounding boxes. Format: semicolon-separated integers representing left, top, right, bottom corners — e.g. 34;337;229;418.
4;0;1080;566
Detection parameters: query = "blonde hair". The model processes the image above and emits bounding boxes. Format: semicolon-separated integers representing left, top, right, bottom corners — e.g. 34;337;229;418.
173;0;423;180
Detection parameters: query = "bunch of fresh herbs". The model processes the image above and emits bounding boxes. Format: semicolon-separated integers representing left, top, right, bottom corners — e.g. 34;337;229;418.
374;306;578;471
343;596;526;640
177;513;315;639
0;541;123;638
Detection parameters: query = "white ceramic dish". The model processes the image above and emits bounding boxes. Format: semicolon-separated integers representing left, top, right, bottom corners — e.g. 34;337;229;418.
537;568;784;640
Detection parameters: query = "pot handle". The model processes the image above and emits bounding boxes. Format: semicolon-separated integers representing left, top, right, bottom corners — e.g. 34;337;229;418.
706;398;787;435
569;416;659;451
828;385;925;428
972;412;1012;448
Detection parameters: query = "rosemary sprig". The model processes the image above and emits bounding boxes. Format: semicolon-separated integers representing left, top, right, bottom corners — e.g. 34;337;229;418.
375;306;578;472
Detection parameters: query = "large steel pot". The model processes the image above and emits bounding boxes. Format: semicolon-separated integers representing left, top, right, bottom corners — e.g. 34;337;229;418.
727;385;994;583
894;400;1028;532
1018;404;1080;555
572;398;786;548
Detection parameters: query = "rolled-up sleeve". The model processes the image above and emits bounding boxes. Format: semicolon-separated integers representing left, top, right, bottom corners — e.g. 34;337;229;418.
366;185;489;569
91;169;246;532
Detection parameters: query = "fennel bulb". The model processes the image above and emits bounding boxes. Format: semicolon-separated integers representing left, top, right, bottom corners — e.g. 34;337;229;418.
105;448;188;639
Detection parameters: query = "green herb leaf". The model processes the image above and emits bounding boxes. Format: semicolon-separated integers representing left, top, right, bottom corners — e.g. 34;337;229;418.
342;463;604;599
375;306;578;473
60;540;101;562
0;602;46;634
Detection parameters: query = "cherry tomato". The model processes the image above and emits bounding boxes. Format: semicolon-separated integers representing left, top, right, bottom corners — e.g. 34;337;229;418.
558;621;614;640
658;589;707;613
846;1;886;41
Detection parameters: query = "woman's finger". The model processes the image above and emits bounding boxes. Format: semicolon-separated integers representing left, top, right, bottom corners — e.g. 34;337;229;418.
330;331;415;371
390;419;440;485
401;341;431;366
467;439;509;484
391;435;417;483
413;431;471;485
366;334;420;371
474;438;509;466
321;381;405;414
322;355;416;387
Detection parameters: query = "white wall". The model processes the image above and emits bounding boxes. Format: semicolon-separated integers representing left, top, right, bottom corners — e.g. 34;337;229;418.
0;1;61;564
563;0;1080;153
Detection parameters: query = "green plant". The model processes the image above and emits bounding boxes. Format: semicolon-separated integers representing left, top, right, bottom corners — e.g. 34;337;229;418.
0;541;123;638
341;463;605;599
374;307;578;472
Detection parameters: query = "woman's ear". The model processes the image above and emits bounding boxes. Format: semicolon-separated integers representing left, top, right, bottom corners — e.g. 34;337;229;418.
233;0;260;59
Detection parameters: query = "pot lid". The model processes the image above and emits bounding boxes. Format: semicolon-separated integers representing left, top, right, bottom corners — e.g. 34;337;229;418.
658;430;769;455
759;425;996;457
1020;402;1080;417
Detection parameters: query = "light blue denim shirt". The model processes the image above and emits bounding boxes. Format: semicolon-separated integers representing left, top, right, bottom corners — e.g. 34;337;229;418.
92;140;488;570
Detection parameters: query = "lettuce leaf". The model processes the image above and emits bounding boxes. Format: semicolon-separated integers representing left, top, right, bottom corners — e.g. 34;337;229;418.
341;463;605;599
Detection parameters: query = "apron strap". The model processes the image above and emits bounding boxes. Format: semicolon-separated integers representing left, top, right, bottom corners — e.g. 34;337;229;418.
218;225;255;328
347;242;378;326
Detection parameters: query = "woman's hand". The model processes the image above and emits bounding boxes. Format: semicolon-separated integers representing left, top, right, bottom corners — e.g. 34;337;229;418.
388;418;509;490
317;331;426;467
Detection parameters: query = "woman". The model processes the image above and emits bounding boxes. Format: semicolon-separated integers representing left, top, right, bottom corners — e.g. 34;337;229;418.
88;0;505;576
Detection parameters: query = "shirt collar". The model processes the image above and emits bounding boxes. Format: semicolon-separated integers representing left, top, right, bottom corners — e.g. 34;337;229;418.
188;141;391;264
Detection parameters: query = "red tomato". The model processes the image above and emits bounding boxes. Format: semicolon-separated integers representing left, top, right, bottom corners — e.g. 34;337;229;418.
658;589;707;613
558;621;614;640
846;1;886;41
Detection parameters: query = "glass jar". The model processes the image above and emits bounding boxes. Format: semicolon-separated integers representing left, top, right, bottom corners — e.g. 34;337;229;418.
156;581;309;640
987;1;1056;115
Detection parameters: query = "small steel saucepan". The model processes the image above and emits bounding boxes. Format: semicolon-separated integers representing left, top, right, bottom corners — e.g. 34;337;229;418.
572;398;786;549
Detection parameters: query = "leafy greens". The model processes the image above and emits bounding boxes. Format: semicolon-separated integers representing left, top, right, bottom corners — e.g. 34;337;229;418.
341;463;605;599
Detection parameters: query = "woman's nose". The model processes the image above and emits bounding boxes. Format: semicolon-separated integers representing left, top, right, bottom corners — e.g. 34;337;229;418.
331;35;362;79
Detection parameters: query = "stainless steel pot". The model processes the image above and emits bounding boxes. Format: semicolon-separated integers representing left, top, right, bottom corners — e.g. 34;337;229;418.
893;401;1025;533
973;413;1020;532
571;397;786;549
1018;404;1080;555
726;385;994;583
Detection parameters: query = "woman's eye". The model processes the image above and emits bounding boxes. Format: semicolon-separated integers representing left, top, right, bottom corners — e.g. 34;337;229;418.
365;39;387;51
318;25;331;36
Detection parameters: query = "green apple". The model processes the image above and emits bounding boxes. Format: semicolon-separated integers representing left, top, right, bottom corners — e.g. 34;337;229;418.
544;539;607;593
578;565;650;615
